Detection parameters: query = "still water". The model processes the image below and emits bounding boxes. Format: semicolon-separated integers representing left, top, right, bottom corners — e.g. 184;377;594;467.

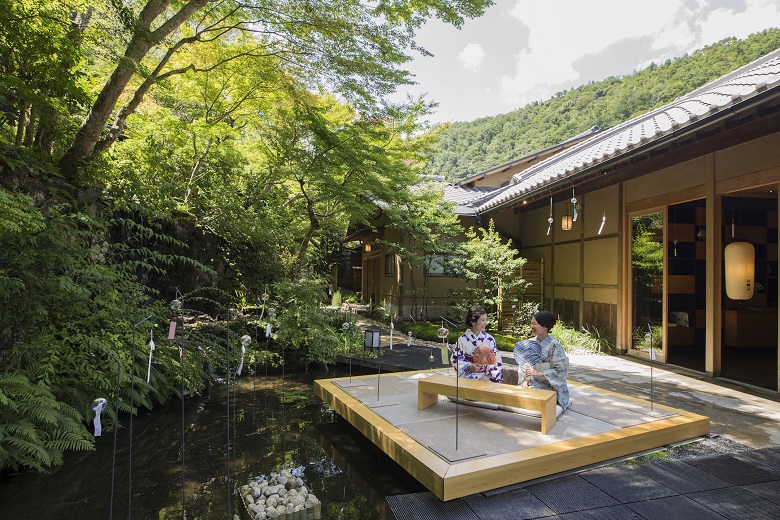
0;368;423;519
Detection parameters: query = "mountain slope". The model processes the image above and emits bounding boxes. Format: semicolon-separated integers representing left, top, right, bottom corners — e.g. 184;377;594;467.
425;29;780;182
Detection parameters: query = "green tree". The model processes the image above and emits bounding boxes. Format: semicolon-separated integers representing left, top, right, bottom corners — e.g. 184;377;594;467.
57;0;492;180
452;219;527;320
382;181;462;320
0;0;90;154
257;90;432;278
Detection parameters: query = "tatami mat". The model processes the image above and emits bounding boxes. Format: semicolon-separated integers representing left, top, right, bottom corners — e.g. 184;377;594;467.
568;386;677;427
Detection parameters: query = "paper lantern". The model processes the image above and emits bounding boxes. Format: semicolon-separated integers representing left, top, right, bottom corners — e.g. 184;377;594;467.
561;214;572;231
724;241;754;300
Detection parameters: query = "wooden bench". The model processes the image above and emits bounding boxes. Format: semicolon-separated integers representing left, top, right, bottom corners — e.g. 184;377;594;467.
418;374;558;434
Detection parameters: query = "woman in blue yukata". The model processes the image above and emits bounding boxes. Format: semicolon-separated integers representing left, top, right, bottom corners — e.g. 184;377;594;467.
451;306;503;383
522;311;571;416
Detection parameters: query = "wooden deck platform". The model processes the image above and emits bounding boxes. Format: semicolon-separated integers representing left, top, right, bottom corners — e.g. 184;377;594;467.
314;369;710;501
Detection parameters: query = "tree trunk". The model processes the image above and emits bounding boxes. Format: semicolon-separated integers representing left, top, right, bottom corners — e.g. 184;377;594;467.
22;105;37;147
15;102;29;146
57;0;210;180
294;191;320;276
184;138;213;204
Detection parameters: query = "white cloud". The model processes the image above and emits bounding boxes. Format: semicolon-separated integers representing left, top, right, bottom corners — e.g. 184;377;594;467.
388;0;780;124
501;0;685;105
458;43;486;72
699;0;780;44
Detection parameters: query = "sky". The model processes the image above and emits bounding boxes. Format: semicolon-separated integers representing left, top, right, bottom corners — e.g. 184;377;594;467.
390;0;780;124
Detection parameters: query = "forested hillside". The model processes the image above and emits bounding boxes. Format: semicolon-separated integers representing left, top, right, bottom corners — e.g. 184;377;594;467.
425;29;780;182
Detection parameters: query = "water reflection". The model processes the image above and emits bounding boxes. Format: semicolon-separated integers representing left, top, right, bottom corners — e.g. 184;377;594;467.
0;369;423;519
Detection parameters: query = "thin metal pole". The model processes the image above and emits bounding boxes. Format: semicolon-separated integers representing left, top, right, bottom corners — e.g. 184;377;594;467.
264;324;269;410
128;313;153;520
226;307;231;520
281;339;285;433
456;364;459;451
180;344;186;518
112;360;120;520
97;345;121;520
376;339;382;401
253;315;258;424
648;322;654;411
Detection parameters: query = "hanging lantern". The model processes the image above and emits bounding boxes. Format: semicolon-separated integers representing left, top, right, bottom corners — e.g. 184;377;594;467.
725;241;754;300
561;213;572;231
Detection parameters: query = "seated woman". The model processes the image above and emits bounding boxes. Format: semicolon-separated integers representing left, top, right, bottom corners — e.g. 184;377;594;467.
517;311;571;416
451;306;503;383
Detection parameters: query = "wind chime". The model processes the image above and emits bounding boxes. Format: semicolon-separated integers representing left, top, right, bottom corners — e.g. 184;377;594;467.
571;187;579;222
546;195;554;236
438;322;450;366
598;173;607;235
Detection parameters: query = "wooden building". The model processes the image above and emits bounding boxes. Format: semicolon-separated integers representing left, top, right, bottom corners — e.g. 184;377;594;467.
359;49;780;392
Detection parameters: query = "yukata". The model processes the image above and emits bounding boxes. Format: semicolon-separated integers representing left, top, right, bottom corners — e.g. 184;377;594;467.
513;338;543;386
451;329;503;383
527;335;570;409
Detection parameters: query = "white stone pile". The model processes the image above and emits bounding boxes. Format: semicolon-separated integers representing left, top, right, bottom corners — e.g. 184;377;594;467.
239;469;321;520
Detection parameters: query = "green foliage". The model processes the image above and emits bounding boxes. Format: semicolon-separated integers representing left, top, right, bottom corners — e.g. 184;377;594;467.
553;323;614;355
450;220;527;318
331;289;342;308
509;301;541;337
272;278;342;368
340;290;359;304
0;186;219;471
257;90;428;277
398;318;608;353
0;0;89;152
424;29;780;181
0;373;93;473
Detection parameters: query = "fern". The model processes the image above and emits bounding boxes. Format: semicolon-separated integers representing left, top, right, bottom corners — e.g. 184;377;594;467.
0;374;94;473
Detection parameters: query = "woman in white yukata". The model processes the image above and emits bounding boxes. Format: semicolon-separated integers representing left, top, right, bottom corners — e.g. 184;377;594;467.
524;311;571;415
451;306;503;383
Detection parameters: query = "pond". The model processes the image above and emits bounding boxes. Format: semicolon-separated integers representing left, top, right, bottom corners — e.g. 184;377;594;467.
0;367;424;519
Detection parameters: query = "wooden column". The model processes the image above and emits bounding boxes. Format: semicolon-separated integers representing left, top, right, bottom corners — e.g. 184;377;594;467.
705;153;721;376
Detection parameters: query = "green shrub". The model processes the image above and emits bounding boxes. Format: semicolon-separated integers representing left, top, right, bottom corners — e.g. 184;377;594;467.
331;289;342;308
340;290;359;303
552;322;614;355
397;319;612;355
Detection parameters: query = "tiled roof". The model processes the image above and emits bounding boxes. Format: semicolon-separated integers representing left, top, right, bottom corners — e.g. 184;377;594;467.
475;48;780;214
457;125;601;186
442;184;497;215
